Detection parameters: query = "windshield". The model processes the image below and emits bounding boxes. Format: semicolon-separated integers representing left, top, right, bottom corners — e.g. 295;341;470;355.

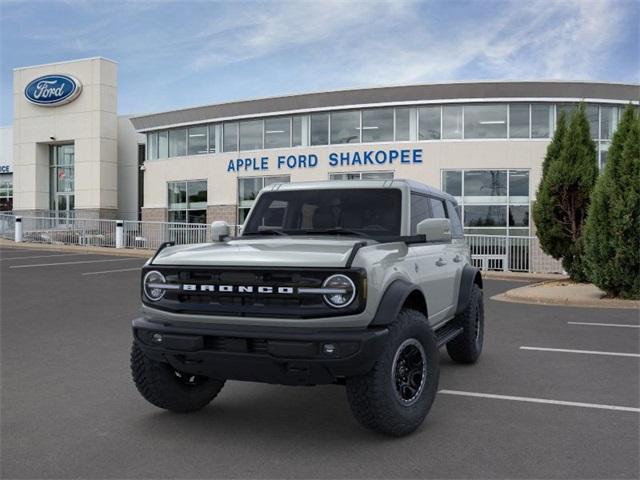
243;188;402;238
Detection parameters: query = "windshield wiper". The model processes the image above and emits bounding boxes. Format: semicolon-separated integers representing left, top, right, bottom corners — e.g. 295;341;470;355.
243;229;288;236
297;228;371;238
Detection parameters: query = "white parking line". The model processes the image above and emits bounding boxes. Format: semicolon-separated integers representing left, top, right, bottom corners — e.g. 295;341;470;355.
438;390;640;413
1;253;88;261
520;346;640;358
10;258;142;269
82;267;142;275
568;321;640;329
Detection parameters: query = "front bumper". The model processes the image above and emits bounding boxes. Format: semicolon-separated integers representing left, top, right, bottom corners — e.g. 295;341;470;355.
132;317;388;386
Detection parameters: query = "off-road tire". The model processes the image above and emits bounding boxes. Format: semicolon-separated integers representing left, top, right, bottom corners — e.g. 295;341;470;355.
447;283;484;364
131;342;225;413
345;309;439;436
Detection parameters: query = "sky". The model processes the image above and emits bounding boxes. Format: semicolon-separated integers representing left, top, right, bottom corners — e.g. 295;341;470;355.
0;0;638;126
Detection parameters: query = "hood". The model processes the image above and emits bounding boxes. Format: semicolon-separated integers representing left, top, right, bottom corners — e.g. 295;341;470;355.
151;237;368;268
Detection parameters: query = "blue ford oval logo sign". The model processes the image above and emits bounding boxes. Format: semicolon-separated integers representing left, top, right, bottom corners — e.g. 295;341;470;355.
24;74;82;106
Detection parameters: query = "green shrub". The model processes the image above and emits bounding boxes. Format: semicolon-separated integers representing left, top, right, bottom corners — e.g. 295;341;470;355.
533;105;598;281
584;106;640;299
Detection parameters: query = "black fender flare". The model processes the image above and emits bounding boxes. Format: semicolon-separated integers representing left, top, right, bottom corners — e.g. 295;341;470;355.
455;264;483;316
370;279;425;326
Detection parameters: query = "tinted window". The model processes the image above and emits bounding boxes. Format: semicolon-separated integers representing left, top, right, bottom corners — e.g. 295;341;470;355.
419;106;440;140
531;104;551;138
362;108;393;142
310;113;329;145
464;205;507;227
509;104;529;138
442;106;463;139
169;128;187;157
188;126;207;155
429;197;447;218
239;120;263;150
223;122;238;152
265;117;291;149
410;194;430;234
395;107;411;141
464;104;507;139
245;189;402;238
330;111;360;144
443;170;462;197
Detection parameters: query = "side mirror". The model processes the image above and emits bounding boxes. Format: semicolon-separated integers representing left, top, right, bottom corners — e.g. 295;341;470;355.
416;218;452;243
211;221;231;242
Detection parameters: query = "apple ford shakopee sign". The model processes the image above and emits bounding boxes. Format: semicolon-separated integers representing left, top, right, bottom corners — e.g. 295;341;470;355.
24;74;82;106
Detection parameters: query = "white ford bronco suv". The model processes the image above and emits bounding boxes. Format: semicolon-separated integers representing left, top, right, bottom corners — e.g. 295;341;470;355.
131;180;484;436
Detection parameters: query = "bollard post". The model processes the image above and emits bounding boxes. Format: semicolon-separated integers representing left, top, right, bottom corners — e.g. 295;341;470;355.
15;216;23;243
116;220;124;248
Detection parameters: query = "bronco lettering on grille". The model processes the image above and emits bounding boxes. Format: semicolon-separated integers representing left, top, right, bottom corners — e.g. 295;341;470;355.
182;284;295;294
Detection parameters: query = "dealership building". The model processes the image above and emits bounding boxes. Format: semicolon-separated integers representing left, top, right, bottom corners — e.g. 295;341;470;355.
5;57;639;240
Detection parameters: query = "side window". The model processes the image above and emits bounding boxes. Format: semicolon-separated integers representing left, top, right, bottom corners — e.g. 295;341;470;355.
429;197;447;219
446;200;464;238
410;193;430;234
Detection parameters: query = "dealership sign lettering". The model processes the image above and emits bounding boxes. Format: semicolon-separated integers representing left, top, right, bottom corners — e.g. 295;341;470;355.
24;75;82;106
226;148;423;172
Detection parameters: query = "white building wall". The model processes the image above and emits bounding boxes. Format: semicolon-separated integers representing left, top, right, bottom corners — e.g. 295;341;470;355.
12;57;118;217
141;140;549;218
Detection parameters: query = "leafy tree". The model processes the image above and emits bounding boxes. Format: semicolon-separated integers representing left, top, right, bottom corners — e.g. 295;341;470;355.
533;105;598;281
584;106;640;298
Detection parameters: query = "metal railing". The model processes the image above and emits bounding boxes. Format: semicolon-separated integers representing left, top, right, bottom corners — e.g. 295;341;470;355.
20;216;118;247
122;220;209;250
0;213;15;240
465;234;564;274
1;212;563;274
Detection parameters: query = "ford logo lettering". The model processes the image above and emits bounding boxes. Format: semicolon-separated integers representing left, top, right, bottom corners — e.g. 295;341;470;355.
24;74;82;106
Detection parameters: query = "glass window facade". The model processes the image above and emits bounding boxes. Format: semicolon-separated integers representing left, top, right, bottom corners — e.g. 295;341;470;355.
509;104;529;138
329;171;394;181
264;117;291;149
442;169;530;236
419;106;441;140
362;108;394;143
168;128;187;157
238;175;290;224
464;104;507;139
49;144;75;218
158;131;168;159
310;113;329;145
223;122;239;152
395;107;411;141
442;105;463;139
0;173;13;211
143;102;625;162
187;126;208;156
168;180;207;223
292;116;303;147
239;120;263;151
530;104;552;138
330;110;360;144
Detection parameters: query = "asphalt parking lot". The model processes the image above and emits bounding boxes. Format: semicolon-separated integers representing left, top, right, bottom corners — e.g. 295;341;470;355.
1;244;638;479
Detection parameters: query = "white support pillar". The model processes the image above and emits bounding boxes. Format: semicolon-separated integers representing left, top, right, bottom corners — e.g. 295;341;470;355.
116;220;124;248
14;217;23;243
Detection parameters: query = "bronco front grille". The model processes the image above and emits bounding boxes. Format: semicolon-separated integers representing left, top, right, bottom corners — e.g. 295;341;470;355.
141;266;366;319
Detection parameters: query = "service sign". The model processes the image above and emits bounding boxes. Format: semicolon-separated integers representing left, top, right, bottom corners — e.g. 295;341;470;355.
24;74;82;106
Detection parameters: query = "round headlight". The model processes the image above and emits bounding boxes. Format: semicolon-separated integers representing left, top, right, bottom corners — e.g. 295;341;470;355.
322;274;356;308
143;270;167;301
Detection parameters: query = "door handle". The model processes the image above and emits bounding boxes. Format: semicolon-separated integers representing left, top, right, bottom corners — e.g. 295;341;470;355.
436;258;448;267
453;255;463;263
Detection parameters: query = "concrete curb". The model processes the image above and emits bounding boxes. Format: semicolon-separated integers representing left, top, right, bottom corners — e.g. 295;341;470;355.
482;271;568;282
492;280;640;310
0;238;153;258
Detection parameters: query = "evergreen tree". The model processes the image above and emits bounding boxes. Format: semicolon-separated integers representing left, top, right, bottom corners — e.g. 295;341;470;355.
584;106;640;298
533;104;598;281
